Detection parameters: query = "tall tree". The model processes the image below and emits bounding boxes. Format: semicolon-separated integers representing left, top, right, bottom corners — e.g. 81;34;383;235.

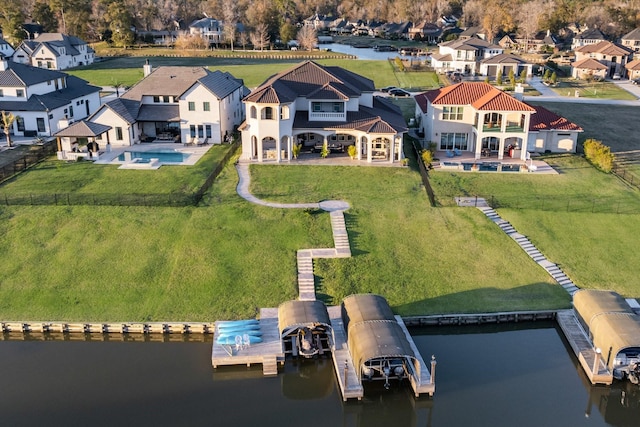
32;1;58;32
222;1;237;50
297;25;317;50
249;22;269;50
0;0;26;44
108;0;134;48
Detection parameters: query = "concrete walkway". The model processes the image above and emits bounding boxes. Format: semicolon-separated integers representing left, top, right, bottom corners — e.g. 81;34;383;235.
235;161;351;300
456;197;580;296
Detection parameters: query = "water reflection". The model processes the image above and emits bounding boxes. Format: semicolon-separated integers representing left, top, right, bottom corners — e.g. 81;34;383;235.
1;324;639;427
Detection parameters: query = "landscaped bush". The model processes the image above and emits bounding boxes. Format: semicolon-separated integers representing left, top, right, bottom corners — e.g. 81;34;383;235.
583;139;614;173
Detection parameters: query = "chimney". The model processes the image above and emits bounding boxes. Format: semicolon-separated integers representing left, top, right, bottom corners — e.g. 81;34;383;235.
0;56;8;71
514;83;524;101
58;117;71;130
143;59;152;77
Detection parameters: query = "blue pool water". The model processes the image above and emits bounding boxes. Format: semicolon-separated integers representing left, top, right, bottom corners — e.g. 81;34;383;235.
117;150;190;163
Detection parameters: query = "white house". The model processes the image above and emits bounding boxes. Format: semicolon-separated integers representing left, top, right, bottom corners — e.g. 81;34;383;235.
12;33;94;70
240;61;407;163
430;37;504;74
189;17;223;45
0;57;101;137
88;64;247;148
0;36;15;58
414;82;582;159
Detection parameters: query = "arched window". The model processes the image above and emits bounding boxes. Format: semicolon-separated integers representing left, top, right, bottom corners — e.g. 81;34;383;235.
250;106;257;119
261;107;274;120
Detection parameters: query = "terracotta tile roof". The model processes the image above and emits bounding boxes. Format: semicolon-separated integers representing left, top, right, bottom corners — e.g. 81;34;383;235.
625;59;640;70
529;105;582;132
575;41;632;56
572;58;608;70
244;61;374;104
414;82;534;111
306;82;350;100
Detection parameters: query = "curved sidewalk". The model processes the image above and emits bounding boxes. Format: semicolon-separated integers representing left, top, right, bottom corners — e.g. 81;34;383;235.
235;161;351;300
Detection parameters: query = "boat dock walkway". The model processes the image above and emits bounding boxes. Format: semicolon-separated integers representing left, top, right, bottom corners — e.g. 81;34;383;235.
397;315;435;397
556;309;613;385
328;305;364;401
211;308;284;376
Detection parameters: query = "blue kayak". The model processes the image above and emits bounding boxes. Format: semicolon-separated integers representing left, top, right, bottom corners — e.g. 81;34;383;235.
217;324;261;333
216;330;263;340
217;319;259;328
216;335;263;345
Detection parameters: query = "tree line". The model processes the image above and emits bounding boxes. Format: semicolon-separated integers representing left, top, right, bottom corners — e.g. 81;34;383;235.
0;0;638;48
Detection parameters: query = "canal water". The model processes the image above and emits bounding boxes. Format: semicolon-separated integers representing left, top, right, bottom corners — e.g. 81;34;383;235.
1;322;638;427
322;43;423;62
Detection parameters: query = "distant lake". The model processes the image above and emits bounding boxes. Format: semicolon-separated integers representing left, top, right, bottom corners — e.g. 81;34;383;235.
1;323;638;426
323;43;429;62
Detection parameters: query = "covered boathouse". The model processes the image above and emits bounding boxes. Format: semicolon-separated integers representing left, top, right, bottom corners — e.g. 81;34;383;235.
573;289;640;384
278;300;334;358
341;294;434;394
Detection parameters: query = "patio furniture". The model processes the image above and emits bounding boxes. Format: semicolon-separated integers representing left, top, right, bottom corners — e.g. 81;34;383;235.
453;148;462;156
446;150;454;158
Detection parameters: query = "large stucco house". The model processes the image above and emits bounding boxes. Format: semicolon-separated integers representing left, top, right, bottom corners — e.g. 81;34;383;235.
240;61;407;163
414;82;582;160
12;33;94;70
572;41;633;79
0;57;100;138
88;64;247;148
430;37;504;75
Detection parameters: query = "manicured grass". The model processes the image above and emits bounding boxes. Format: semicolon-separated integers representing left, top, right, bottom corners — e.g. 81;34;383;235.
68;58;440;91
248;165;569;315
0;145;233;196
549;79;637;100
527;102;640;152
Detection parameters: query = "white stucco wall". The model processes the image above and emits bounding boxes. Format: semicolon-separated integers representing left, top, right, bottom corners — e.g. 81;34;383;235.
91;107;135;147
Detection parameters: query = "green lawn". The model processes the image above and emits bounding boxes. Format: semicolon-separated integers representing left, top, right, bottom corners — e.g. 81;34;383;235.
68;57;440;91
549;79;637;100
0;145;233;196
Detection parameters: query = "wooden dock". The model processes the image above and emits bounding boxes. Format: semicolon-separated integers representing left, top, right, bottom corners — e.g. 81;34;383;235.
328;305;364;401
211;308;284;376
556;310;613;385
396;315;435;397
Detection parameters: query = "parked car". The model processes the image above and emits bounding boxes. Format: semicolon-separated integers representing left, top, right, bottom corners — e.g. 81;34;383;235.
380;86;398;93
388;88;412;97
631;78;640;85
612;73;621;80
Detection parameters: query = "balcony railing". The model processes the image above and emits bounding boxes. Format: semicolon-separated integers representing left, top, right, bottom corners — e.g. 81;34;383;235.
309;111;346;121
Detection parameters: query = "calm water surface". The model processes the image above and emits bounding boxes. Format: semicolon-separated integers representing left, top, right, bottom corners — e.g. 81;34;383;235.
1;322;638;427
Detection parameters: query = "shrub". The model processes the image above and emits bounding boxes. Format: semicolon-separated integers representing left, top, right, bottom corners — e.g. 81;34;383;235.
394;56;405;72
421;149;434;167
292;143;301;159
320;141;329;158
347;145;357;159
583;139;614;173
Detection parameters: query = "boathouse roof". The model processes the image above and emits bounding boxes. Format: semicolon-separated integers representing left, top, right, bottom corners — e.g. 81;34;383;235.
573;289;634;330
341;294;396;334
347;320;417;380
278;300;331;336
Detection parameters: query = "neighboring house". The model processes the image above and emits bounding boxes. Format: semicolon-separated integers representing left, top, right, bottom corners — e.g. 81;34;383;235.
88;64;247;148
0;57;100;137
621;28;640;53
514;30;561;53
625;59;640;79
408;22;442;43
137;30;177;45
188;17;222;45
0;35;15;58
375;22;412;39
303;14;333;30
479;53;534;78
571;27;607;50
240;61;407;163
414;82;582;160
12;33;94;70
571;58;608;79
431;37;504;74
573;41;633;78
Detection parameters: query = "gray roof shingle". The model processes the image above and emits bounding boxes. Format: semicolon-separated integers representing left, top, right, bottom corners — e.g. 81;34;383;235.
0;61;65;87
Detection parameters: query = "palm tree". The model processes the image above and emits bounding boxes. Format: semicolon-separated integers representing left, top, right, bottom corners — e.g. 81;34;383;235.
1;110;16;148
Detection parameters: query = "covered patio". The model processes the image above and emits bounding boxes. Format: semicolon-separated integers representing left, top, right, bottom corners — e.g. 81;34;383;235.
54;120;111;161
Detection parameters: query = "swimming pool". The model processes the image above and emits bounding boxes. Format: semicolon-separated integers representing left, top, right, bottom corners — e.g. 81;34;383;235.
117;150;191;163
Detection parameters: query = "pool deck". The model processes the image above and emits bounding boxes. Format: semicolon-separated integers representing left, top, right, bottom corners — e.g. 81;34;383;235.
93;142;212;167
433;150;557;174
